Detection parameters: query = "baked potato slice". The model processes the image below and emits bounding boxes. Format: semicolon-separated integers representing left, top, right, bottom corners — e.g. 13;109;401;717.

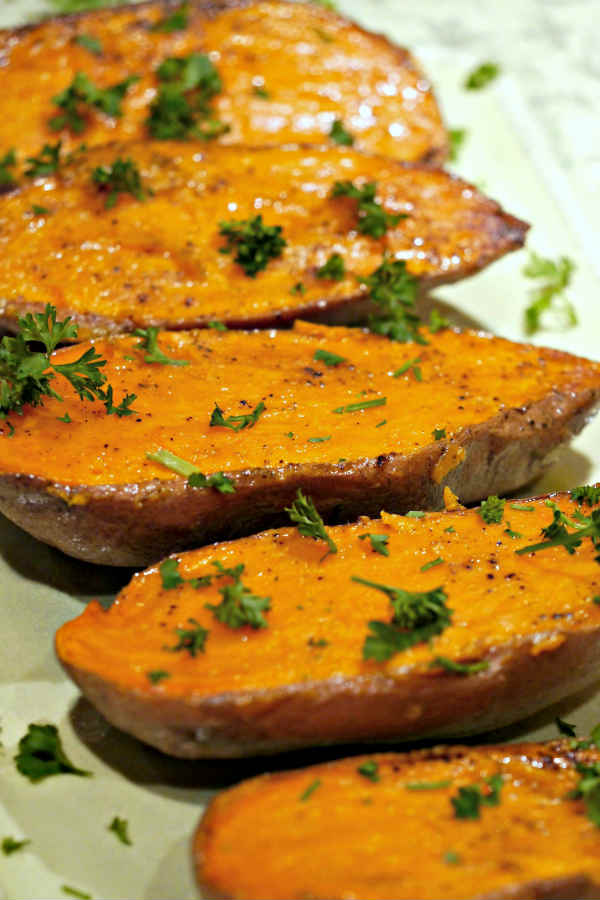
194;739;600;898
56;489;600;757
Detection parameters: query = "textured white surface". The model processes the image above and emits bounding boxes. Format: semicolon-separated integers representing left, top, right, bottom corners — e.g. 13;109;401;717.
0;2;599;899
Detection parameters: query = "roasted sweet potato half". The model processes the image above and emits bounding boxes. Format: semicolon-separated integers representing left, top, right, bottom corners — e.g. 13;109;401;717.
0;0;447;169
1;322;599;566
0;143;527;339
57;490;600;757
194;739;600;899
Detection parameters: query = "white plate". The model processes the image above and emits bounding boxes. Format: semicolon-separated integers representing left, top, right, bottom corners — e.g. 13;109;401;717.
1;4;600;899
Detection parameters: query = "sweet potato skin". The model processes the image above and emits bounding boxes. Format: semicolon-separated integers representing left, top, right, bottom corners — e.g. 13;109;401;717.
194;740;600;899
56;491;600;757
0;0;447;166
0;143;527;339
1;323;599;566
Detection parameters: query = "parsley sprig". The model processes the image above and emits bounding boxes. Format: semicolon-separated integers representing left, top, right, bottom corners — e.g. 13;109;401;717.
361;256;423;343
15;723;91;782
146;447;234;493
569;762;600;826
286;489;337;556
134;327;189;366
516;504;600;561
329;119;354;146
479;495;505;524
219;215;286;276
204;561;271;629
210;400;265;431
25;141;62;178
151;3;189;32
167;618;209;655
316;252;345;280
331;179;403;238
523;252;576;334
146;53;228;140
92;157;147;208
571;484;600;507
0;304;136;422
50;73;139;133
452;774;503;818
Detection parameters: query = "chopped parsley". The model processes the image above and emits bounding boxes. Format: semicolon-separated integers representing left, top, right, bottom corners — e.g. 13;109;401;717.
147;53;227;140
406;510;425;519
316;252;345;280
92;157;147;208
568;761;600;827
147;448;235;493
286;489;337;556
452;774;503;819
556;717;577;737
207;320;227;331
510;502;535;512
329;119;354;146
290;281;305;295
74;33;103;55
307;637;329;648
516;504;600;561
429;656;489;676
24;141;62;178
353;578;452;662
405;779;452;791
167;618;209;655
210;400;265;431
0;149;17;188
357;760;380;782
108;817;132;845
393;356;422;380
428;308;450;333
252;85;270;99
14;723;91;782
50;73;139;133
420;557;444;572
444;851;461;865
331;179;403;238
151;4;189;31
219;215;286;276
134;326;188;366
359;533;390;556
146;670;170;684
448;128;467;162
308;435;331;443
523;252;576;334
571;485;600;507
314;348;346;367
361;256;422;343
159;558;185;590
62;887;91;900
332;397;386;414
465;62;500;90
432;427;446;440
479;495;505;524
2;837;30;855
503;522;523;540
0;304;136;421
31;205;51;216
205;563;271;629
57;412;72;423
375;419;387;428
299;778;322;801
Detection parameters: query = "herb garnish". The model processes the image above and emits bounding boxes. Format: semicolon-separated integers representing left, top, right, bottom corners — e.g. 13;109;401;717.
151;3;189;32
503;522;522;540
108;817;132;845
210;400;265;431
444;851;461;865
147;53;228;140
253;85;270;99
0;149;17;188
50;73;139;133
510;502;534;512
420;557;444;572
316;252;345;280
393;356;422;380
448;128;467;162
308;435;331;443
24;141;62;177
451;774;503;819
331;180;403;238
357;760;380;782
92;157;147;208
299;778;322;801
359;533;390;556
571;485;600;507
134;327;188;366
332;397;386;414
62;887;91;900
523;252;576;334
361;256;422;343
286;489;337;556
405;780;452;791
515;504;600;561
432;427;446;440
429;656;489;676
2;837;30;855
168;618;209;655
567;762;600;826
314;348;346;367
290;282;305;295
74;34;103;55
329;119;354;146
465;62;500;90
219;215;286;276
428;309;450;333
147;448;235;493
479;495;505;524
159;558;185;590
147;670;170;684
32;205;51;216
205;562;271;629
353;578;451;662
556;717;577;737
15;723;91;782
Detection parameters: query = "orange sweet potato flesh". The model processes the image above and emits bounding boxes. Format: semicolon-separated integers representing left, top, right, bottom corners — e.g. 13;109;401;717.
194;739;600;899
1;323;600;565
0;143;527;339
56;490;600;757
0;0;447;167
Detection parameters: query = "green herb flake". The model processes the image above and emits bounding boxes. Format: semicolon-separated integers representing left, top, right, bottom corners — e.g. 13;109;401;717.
62;887;92;900
329;119;354;146
32;205;51;216
444;526;455;533
134;326;189;366
359;533;390;557
147;670;170;684
74;33;103;55
314;348;346;367
2;837;30;855
465;62;500;90
428;309;450;333
405;779;452;791
51;73;139;133
147;53;228;140
167;618;209;655
523;252;576;335
556;717;577;737
479;495;505;525
448;128;467;162
444;850;461;865
147;448;235;493
299;778;322;801
14;723;91;782
219;215;286;277
307;637;329;648
160;558;185;590
432;427;446;440
308;435;331;443
429;656;489;676
393;356;422;379
92;157;147;209
571;485;600;507
108;816;132;846
252;85;270;99
362;257;422;344
57;412;72;423
210;400;265;431
504;522;523;540
591;723;600;748
331;180;403;239
286;489;337;556
510;502;535;512
205;562;271;630
516;505;600;561
568;761;600;827
290;281;305;296
357;760;380;782
452;774;503;819
0;149;17;188
332;396;386;414
151;4;189;32
207;320;227;331
406;510;425;519
25;141;63;178
316;252;345;280
420;557;444;572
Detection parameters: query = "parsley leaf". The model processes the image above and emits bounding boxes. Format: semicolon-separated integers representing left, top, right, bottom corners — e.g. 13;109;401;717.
286;489;337;556
0;149;17;188
429;655;489;675
405;779;452;791
24;141;62;178
523;252;576;334
50;73;138;133
253;85;270;99
146;670;170;684
448;127;467;162
15;723;91;782
432;427;446;440
299;778;321;801
452;774;503;818
32;205;51;216
147;53;228;140
313;348;346;367
290;282;305;295
428;309;450;333
329;119;354;146
479;495;505;524
219;215;286;276
556;717;577;737
420;557;444;572
465;62;500;90
357;760;380;782
332;397;386;414
210;400;265;431
331;179;403;238
2;837;30;855
393;356;422;380
146;448;235;493
108;817;132;845
61;887;91;900
516;506;600;561
151;4;189;32
359;533;390;556
74;34;103;55
568;761;600;827
159;558;185;590
571;485;600;507
361;256;422;343
316;252;345;280
167;618;209;655
205;565;271;629
92;157;147;208
134;326;188;366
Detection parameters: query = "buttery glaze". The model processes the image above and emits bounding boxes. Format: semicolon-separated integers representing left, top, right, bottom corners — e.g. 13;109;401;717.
195;740;600;899
0;143;527;338
0;0;447;166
